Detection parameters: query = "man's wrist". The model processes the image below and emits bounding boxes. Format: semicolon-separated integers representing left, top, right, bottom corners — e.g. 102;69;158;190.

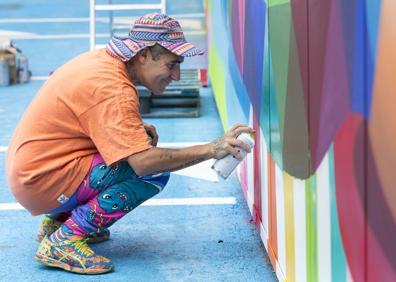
203;143;214;159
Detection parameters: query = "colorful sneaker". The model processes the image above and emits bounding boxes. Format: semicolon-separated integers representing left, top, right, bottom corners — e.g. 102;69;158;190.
36;216;110;244
35;235;114;274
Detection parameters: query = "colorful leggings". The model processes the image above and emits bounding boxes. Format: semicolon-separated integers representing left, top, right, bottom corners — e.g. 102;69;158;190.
48;154;170;237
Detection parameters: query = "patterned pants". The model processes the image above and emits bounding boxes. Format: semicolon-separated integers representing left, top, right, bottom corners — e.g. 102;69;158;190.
48;154;170;237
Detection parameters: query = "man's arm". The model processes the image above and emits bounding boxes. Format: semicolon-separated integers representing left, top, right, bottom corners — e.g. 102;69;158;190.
128;124;254;176
128;145;212;176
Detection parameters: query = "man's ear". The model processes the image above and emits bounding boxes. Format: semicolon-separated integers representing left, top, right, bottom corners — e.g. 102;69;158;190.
138;48;150;63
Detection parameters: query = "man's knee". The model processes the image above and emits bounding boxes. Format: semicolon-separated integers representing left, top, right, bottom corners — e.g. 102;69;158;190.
138;172;170;192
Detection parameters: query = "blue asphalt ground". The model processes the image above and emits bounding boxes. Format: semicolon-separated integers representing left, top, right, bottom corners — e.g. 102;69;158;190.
0;1;277;281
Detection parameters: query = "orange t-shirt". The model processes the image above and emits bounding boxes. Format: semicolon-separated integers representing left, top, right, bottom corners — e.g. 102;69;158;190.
5;49;152;215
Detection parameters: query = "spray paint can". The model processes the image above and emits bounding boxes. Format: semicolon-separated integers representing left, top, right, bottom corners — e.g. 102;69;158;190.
17;53;30;83
0;57;10;86
212;133;255;179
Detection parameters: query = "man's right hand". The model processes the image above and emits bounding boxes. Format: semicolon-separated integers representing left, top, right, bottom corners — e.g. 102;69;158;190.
209;124;255;160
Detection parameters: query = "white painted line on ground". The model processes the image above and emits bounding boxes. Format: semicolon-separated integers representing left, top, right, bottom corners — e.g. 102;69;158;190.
142;197;236;206
173;159;218;182
158;142;207;148
0;15;204;24
0;31;205;41
31;76;49;81
0;29;35;37
0;146;7;152
0;32;109;40
0;203;23;210
0;17;97;23
0;197;236;211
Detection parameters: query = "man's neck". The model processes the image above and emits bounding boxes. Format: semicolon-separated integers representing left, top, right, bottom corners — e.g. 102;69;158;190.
126;60;139;85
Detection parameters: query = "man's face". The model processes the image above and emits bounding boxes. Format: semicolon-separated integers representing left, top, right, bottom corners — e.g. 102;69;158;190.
138;49;184;94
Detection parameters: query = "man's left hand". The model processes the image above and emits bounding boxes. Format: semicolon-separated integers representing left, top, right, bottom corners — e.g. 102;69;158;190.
143;123;159;146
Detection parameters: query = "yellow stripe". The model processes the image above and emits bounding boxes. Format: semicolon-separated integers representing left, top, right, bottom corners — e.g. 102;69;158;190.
284;172;296;282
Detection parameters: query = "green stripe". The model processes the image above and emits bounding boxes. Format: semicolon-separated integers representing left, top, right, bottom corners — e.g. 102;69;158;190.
208;41;228;130
328;145;347;281
305;175;318;282
268;0;290;8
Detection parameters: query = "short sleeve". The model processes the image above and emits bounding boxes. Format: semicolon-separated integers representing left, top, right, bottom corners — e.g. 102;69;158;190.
78;87;152;165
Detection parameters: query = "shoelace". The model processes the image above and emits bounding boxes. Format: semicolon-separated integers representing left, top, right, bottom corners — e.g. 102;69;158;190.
71;238;94;257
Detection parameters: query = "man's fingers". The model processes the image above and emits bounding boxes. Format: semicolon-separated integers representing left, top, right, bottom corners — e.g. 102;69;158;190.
229;123;246;132
229;138;252;153
233;127;254;138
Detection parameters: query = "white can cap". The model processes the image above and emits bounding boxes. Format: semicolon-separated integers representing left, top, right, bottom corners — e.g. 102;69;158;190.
237;133;255;149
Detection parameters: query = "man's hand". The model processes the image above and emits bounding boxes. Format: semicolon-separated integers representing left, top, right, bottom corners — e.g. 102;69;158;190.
143;123;158;146
210;124;254;160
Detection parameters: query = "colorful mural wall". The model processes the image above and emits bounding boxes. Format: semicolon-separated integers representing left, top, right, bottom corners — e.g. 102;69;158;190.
206;0;396;281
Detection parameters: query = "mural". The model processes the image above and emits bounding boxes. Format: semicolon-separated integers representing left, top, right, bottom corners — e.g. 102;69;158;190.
207;0;396;281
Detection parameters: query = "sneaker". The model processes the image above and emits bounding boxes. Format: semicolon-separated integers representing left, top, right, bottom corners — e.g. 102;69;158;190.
36;216;110;244
35;235;114;274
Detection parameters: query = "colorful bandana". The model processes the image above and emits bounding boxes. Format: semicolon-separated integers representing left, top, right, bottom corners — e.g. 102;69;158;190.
106;13;204;62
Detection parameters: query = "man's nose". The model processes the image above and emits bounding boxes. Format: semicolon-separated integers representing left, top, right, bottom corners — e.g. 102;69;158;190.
171;65;181;81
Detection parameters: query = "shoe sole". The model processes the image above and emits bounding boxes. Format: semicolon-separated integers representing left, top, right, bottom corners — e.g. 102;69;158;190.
34;253;114;274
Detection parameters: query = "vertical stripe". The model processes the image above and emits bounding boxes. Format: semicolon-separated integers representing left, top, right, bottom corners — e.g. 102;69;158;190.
247;106;255;212
329;145;347;281
253;113;263;226
261;128;270;236
267;154;278;267
317;153;332;282
284;172;295;282
276;165;286;274
294;178;307;282
305;175;318;282
346;266;353;282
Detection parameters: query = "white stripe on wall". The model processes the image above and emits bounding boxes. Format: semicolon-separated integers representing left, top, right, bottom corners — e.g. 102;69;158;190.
294;178;307;282
260;128;269;241
346;265;353;282
246;105;255;212
276;166;287;273
317;153;332;282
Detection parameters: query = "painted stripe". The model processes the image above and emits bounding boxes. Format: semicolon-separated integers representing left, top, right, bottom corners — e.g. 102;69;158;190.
0;146;7;152
329;145;347;281
253;114;262;227
275;165;286;274
317;153;332;282
283;172;295;282
305;175;318;282
267;153;278;268
346;265;353;282
294;178;307;282
246;106;255;213
0;197;237;211
260;128;269;238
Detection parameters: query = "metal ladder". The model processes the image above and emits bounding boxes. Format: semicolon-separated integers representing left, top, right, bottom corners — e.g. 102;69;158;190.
89;0;166;51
